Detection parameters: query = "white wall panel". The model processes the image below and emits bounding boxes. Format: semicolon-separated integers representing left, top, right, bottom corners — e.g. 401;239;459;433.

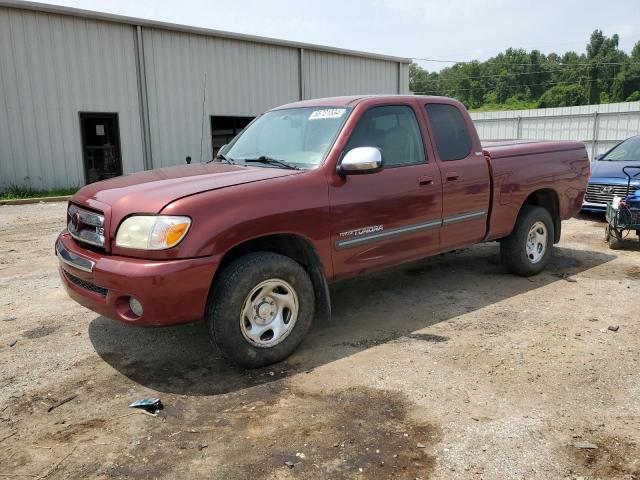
142;28;301;167
470;102;640;160
304;50;400;99
0;3;411;187
0;7;144;190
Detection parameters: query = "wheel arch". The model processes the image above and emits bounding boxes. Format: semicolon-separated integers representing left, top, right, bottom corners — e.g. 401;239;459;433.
520;188;561;243
211;233;331;322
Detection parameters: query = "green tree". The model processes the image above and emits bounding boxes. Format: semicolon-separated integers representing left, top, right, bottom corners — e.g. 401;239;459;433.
408;30;637;111
538;84;588;108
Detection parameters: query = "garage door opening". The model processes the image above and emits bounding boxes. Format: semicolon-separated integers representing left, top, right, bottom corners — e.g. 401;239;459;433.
211;116;254;158
79;112;122;184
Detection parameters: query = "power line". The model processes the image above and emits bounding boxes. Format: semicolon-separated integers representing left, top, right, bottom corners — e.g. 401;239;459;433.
411;76;621;95
410;33;640;61
412;59;640;67
410;64;611;86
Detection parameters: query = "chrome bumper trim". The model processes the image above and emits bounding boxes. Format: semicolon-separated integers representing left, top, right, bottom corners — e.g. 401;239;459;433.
335;219;442;250
56;240;95;273
334;210;488;251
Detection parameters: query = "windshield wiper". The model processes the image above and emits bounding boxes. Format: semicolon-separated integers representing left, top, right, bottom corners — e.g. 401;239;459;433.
242;156;299;170
207;153;235;164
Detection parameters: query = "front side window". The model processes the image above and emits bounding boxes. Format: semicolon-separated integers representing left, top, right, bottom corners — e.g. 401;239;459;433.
346;105;426;167
601;136;640;162
224;107;351;169
425;104;472;161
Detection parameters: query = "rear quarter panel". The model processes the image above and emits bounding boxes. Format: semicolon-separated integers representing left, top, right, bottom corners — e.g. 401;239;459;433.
484;142;590;240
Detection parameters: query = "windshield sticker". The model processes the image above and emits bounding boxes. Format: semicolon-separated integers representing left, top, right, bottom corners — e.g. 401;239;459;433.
309;109;346;120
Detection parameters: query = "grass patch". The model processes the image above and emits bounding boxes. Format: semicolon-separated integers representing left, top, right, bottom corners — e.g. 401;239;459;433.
0;185;78;200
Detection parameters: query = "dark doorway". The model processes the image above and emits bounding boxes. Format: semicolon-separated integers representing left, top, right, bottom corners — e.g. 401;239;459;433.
210;116;254;158
79;112;123;184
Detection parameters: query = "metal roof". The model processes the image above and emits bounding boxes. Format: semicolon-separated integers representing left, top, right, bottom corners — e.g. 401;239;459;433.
0;0;412;64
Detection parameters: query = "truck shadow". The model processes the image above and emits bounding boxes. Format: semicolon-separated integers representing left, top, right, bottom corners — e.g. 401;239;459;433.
89;243;615;396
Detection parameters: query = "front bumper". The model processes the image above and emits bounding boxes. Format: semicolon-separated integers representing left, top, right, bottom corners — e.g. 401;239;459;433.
56;232;218;326
581;200;607;212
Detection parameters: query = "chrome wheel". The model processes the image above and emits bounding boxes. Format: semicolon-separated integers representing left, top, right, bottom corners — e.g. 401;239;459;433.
240;278;299;348
526;221;548;264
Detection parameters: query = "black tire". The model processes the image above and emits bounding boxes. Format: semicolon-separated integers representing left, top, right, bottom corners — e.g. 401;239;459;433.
205;252;315;368
500;206;555;276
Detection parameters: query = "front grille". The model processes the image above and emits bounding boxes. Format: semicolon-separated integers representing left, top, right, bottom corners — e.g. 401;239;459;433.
63;270;108;297
67;204;105;248
584;183;637;205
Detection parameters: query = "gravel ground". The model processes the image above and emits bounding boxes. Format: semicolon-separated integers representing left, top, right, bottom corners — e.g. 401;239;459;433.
0;202;639;480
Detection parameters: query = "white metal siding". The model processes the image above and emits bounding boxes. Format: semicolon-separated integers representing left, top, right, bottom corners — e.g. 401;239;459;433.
470;102;640;160
399;63;410;94
142;28;301;167
303;50;400;99
0;3;411;188
0;7;144;190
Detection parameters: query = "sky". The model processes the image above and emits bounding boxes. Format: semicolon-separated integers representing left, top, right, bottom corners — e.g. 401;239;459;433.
37;0;640;71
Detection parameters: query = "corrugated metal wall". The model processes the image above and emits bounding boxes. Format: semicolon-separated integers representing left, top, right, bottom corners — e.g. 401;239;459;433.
470;102;640;160
0;4;411;189
303;50;400;99
0;7;144;190
142;28;301;167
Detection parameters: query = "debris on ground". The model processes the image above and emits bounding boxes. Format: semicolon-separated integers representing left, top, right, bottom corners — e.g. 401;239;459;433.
608;325;620;332
284;461;295;468
47;394;78;412
416;443;426;448
554;273;578;282
2;316;17;322
198;442;208;451
573;441;598;449
8;339;17;347
128;398;163;414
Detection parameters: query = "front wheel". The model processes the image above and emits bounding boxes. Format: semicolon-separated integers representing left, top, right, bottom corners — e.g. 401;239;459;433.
205;252;315;368
500;206;554;276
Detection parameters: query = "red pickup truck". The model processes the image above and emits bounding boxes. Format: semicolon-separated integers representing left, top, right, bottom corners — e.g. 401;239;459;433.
56;95;589;367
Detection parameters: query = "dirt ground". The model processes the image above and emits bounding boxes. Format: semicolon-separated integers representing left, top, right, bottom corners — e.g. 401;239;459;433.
0;202;639;480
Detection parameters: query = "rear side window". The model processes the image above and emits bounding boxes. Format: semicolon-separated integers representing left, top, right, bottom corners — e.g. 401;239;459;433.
346;105;426;167
425;104;472;161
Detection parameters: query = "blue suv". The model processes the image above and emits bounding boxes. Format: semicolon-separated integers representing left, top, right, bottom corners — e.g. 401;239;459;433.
582;135;640;212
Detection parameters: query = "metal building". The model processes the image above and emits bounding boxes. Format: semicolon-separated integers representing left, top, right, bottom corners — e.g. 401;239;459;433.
0;1;411;190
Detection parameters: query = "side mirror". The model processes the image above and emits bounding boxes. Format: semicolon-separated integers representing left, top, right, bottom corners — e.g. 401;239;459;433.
338;147;383;175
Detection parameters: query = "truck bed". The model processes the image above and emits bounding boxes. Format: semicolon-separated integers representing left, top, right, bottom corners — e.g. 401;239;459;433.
481;140;590;241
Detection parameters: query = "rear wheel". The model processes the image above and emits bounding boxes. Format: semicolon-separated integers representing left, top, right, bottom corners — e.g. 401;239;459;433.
500;206;554;276
205;252;315;368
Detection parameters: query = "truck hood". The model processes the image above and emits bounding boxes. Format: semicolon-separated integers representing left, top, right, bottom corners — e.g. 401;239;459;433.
72;163;301;214
590;160;640;180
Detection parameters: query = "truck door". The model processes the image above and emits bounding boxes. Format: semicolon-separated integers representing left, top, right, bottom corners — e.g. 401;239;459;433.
329;103;442;279
424;102;490;250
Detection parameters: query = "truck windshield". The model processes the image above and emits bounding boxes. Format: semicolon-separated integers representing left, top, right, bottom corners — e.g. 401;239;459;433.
601;136;640;162
224;107;351;169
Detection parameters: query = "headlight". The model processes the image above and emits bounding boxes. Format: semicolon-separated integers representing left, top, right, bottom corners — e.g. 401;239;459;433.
115;215;191;250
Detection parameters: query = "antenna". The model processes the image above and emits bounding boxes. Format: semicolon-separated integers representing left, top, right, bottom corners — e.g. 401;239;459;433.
199;71;207;162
